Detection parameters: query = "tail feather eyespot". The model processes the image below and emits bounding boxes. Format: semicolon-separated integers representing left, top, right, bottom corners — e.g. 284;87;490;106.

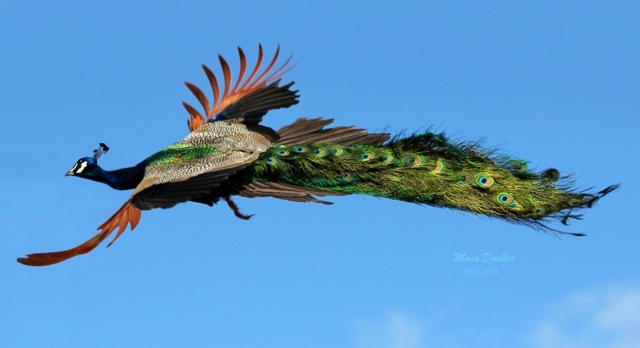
497;193;514;204
266;157;278;166
508;201;524;211
361;152;375;162
474;174;494;188
312;148;328;157
330;147;344;156
405;155;423;166
431;159;445;173
380;154;395;164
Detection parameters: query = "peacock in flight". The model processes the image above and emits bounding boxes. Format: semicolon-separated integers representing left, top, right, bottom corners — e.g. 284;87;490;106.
18;45;618;266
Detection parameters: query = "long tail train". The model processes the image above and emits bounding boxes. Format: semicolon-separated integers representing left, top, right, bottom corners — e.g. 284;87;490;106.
240;118;618;234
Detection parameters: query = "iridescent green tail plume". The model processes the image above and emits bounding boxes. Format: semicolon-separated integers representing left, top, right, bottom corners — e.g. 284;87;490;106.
245;129;618;233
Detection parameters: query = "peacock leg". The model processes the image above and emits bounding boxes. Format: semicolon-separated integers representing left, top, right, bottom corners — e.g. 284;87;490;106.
223;196;254;220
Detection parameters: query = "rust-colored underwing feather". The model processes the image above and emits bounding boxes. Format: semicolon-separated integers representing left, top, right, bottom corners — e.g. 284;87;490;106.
183;102;204;131
231;47;247;94
184;44;294;132
202;64;220;106
17;200;142;266
101;199;141;248
265;54;295;82
218;54;232;99
254;45;280;85
184;82;210;116
182;101;203;119
241;44;263;90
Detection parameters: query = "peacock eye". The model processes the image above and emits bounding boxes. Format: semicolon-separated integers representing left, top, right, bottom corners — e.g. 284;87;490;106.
474;173;494;188
497;193;514;204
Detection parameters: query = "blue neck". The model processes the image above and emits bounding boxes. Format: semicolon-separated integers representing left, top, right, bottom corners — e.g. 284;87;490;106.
87;163;146;190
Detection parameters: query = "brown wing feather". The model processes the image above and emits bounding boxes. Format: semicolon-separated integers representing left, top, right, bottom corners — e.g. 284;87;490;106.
218;54;232;99
17;200;141;266
231;47;247;94
237;181;347;204
184;82;210;116
262;54;294;84
184;44;294;132
253;45;280;85
203;64;220;105
277;118;390;145
183;102;205;130
240;44;263;90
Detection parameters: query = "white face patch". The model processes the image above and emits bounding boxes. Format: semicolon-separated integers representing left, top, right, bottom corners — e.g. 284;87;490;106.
75;161;88;174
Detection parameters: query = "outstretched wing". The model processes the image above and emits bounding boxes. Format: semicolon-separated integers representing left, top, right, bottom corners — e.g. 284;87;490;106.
17;200;141;266
275;117;391;145
132;159;255;210
183;44;297;132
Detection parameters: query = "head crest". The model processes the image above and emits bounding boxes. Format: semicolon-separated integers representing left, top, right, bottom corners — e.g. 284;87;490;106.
93;143;110;161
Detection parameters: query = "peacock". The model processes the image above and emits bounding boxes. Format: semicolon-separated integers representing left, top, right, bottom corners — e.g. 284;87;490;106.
18;45;618;266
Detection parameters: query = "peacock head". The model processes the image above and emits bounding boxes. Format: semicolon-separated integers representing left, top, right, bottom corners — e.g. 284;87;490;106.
65;143;109;178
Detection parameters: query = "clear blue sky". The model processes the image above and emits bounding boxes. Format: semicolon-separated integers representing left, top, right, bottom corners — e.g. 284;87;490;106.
1;1;638;347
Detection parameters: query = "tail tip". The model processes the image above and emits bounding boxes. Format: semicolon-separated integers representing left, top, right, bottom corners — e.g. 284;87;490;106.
586;183;620;208
599;183;620;196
